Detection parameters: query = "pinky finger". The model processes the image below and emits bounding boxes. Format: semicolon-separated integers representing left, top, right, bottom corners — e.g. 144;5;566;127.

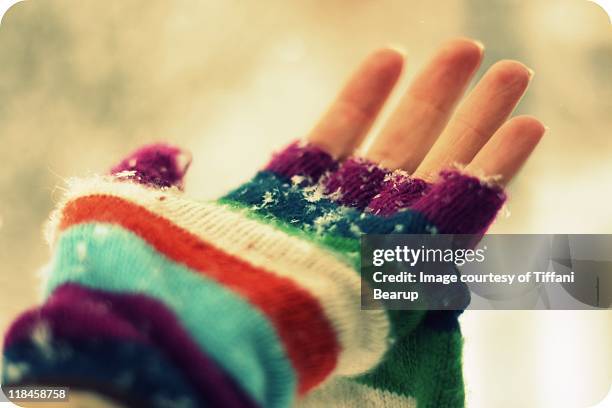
465;115;546;186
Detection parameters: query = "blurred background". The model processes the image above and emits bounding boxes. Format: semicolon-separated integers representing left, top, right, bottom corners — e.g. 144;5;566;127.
0;0;610;406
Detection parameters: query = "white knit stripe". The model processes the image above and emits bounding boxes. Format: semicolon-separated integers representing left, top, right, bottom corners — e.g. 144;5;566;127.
295;378;417;408
45;176;390;377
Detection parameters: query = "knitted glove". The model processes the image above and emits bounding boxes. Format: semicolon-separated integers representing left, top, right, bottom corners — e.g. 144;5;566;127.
2;141;505;408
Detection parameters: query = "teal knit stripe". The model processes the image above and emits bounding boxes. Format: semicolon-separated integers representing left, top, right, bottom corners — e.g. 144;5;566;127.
45;223;295;408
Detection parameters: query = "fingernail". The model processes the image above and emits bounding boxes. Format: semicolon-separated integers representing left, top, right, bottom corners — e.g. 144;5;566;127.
385;44;407;56
526;67;535;79
473;40;485;53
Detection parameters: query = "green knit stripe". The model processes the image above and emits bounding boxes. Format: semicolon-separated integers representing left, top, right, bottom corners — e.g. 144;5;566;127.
355;323;465;408
218;196;361;267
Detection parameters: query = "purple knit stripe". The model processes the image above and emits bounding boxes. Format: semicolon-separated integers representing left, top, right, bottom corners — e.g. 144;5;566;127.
411;170;506;234
110;143;191;190
4;289;146;348
265;141;338;183
368;173;431;216
4;284;257;408
324;157;388;209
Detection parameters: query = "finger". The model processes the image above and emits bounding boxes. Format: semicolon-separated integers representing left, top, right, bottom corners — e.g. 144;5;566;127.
307;47;404;158
365;38;484;171
465;115;545;185
413;60;533;181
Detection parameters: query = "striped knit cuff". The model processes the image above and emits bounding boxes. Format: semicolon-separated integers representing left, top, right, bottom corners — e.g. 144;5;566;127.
37;174;392;405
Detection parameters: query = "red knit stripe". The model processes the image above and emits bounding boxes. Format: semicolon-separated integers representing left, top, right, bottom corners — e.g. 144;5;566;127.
58;194;340;394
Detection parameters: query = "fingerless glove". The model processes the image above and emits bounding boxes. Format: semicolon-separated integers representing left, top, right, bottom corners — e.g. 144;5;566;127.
2;141;505;408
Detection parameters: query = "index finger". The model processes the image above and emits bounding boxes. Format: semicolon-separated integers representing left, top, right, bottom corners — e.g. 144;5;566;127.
307;48;404;158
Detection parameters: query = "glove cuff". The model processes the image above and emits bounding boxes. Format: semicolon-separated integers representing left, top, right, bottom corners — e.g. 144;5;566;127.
411;169;507;234
368;172;431;216
323;157;388;209
265;140;338;183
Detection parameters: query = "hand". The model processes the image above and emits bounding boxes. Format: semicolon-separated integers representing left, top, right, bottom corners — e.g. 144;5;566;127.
8;38;545;408
308;37;544;186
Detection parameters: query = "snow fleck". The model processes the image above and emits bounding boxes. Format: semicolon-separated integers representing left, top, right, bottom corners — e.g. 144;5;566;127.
128;158;138;167
31;322;54;360
385;169;410;183
349;223;362;236
252;191;276;210
4;362;29;381
113;170;137;179
262;191;275;206
393;224;405;233
327;189;343;201
76;242;87;261
313;210;343;235
290;175;306;185
302;183;327;203
93;225;110;238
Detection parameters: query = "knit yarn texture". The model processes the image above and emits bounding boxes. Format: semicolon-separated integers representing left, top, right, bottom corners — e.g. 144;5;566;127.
2;141;506;408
